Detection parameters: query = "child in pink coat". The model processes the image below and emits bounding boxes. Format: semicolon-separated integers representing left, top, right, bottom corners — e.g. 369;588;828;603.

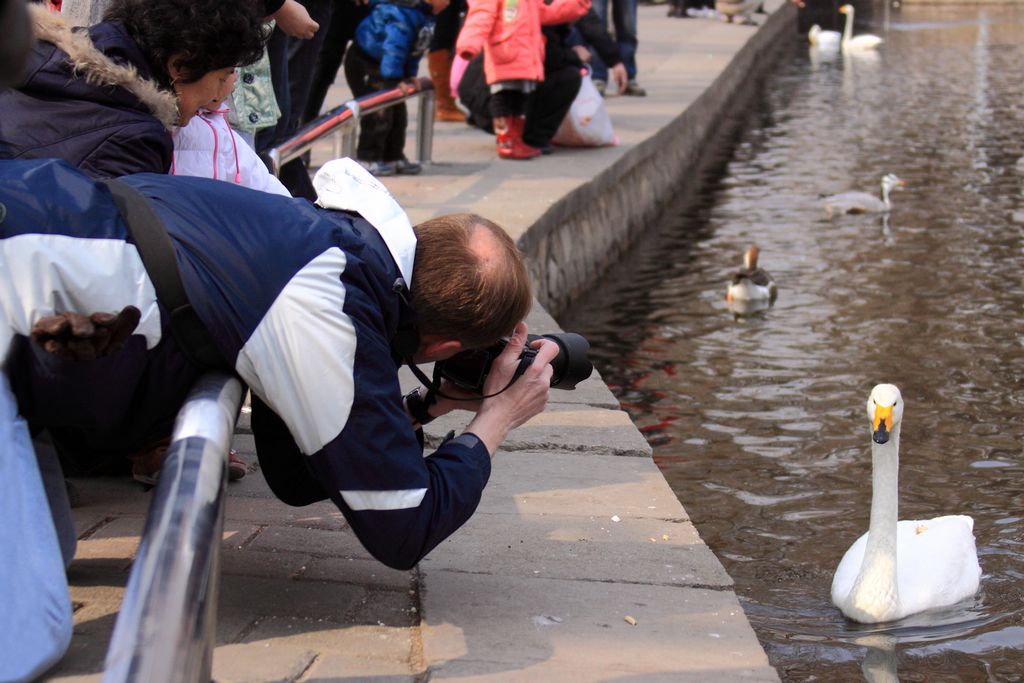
456;0;590;159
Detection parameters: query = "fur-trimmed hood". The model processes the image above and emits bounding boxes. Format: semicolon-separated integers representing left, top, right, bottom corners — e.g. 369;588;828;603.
28;4;178;129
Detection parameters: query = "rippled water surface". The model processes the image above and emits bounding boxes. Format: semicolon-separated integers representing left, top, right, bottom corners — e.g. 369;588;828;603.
560;4;1024;680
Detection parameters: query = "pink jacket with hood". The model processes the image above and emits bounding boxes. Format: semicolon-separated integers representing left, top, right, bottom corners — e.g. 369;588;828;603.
456;0;591;85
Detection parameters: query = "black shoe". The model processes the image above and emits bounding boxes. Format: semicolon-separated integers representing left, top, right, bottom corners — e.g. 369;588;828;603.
394;158;423;175
622;80;647;97
357;159;397;177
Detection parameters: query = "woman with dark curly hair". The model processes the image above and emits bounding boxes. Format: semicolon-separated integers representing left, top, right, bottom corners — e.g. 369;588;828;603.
0;0;268;178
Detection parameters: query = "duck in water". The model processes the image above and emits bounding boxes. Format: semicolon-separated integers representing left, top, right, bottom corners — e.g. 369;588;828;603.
725;244;777;316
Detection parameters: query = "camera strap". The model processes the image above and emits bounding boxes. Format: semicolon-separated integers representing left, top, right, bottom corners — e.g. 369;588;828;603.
390;277;520;402
103;178;228;371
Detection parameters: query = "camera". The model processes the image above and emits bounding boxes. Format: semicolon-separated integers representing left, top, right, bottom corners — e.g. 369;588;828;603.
436;332;593;393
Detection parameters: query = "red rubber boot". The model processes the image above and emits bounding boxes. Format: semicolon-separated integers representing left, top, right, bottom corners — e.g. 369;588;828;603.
494;116;541;160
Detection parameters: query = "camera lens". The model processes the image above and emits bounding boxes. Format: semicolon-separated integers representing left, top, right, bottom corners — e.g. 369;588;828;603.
540;333;593;390
435;332;593;393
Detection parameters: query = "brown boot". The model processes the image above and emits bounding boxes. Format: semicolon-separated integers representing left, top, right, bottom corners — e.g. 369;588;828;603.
427;49;465;122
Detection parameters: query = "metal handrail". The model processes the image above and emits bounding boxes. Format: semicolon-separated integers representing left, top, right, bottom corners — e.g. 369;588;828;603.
265;76;436;176
103;373;244;683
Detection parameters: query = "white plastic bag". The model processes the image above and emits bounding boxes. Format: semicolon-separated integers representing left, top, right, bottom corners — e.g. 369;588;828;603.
552;71;618;148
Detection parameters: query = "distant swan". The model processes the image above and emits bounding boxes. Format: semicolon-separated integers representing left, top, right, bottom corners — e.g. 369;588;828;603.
809;24;841;50
824;173;904;217
839;4;883;51
726;245;776;316
831;384;981;623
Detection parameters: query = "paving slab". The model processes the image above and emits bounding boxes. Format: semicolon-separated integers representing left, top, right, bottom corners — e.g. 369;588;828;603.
477;450;688;519
420;573;776;681
422;511;731;588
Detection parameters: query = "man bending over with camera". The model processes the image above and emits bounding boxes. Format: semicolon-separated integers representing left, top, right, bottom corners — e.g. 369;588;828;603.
0;157;557;681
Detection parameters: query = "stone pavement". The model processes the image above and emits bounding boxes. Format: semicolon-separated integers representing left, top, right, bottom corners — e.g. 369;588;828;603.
44;4;797;681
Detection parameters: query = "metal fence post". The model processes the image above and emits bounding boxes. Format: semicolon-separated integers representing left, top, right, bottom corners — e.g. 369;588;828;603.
103;374;244;683
417;90;436;165
267;78;435;173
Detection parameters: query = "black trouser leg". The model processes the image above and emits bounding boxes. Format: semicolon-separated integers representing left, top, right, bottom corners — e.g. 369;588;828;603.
285;0;334;131
344;45;391;161
382;102;408;162
523;65;581;147
302;1;367;125
489;90;526;118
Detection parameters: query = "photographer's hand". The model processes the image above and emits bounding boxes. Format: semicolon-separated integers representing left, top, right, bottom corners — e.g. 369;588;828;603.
464;322;558;456
31;306;141;360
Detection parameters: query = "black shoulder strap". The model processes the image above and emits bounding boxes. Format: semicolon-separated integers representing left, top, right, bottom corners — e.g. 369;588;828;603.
103;178;228;371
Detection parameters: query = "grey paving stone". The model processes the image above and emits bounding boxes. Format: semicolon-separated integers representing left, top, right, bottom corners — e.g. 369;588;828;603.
218;575;370;622
429;659;780;682
67;477;152;517
220;546;312;580
478;450;688;519
303;653;418;682
71;515;144;569
211;642;317;683
73;515;260;565
223;467;279;499
422;511;731;588
240;616;416;662
224;495;347;531
425;404;652;458
246;524;374;560
298;556;415;592
72;512;110;540
420;573;776;680
231;432;256;455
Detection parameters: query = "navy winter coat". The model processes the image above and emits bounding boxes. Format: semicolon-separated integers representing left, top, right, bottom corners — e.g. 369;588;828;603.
1;159;492;571
0;6;177;179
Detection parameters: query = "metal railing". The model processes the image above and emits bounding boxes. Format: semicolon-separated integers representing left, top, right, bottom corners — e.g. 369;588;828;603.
265;76;436;176
103;373;245;683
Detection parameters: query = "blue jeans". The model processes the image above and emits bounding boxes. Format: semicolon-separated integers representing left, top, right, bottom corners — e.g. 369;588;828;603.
589;0;639;81
0;372;74;682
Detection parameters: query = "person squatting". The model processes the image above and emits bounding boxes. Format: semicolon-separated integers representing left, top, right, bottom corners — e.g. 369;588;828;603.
0;157;559;681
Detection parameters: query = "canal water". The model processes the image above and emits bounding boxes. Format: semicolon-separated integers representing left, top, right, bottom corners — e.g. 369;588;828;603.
560;4;1024;681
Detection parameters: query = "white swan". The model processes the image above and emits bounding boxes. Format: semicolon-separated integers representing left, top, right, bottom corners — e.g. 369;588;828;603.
839;4;883;51
831;384;981;623
824;173;904;217
725;245;776;316
809;24;841;51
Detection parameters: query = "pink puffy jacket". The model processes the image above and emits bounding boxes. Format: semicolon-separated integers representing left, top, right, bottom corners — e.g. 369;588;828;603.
456;0;591;85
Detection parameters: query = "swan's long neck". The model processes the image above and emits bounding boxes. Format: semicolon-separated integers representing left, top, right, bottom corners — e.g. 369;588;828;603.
881;183;892;208
848;424;901;619
842;8;854;44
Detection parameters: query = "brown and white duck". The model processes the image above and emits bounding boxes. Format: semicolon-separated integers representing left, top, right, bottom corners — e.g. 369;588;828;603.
726;245;777;314
715;0;762;25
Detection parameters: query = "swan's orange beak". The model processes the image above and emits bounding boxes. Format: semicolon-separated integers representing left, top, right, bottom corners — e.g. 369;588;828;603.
872;404;892;444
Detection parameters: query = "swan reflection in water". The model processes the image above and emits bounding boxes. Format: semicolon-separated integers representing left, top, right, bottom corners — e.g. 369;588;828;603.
858;634;899;683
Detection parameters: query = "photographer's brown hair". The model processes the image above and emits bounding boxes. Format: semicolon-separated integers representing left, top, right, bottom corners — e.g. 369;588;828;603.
412;213;531;349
